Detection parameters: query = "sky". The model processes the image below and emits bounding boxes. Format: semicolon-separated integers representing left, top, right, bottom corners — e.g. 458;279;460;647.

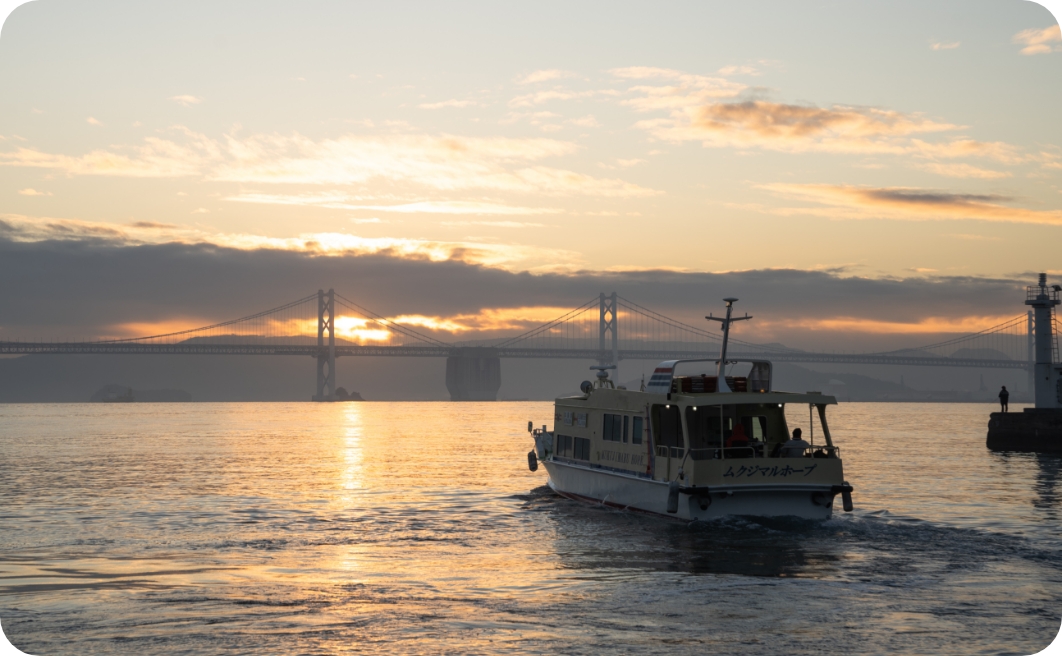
0;0;1060;349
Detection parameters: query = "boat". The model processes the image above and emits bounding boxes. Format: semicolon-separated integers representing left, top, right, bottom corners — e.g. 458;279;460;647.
525;298;854;520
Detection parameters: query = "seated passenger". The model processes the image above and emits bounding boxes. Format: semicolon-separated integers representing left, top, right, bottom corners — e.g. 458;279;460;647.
780;427;811;457
726;423;750;448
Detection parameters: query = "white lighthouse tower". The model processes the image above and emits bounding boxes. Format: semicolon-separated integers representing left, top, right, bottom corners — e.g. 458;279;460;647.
987;273;1062;452
1025;273;1061;409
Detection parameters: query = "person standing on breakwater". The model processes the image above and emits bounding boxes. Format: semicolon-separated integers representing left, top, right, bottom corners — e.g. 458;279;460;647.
999;386;1010;413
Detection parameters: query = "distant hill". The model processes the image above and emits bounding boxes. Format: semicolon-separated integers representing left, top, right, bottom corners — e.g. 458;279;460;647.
949;348;1012;360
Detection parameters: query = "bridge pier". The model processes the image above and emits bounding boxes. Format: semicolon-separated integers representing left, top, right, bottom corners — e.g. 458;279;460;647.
312;288;337;401
445;348;501;401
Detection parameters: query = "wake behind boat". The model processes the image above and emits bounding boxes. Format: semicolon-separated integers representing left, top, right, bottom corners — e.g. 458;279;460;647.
526;298;854;520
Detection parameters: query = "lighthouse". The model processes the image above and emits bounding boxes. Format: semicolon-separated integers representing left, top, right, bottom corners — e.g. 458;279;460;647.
986;273;1062;452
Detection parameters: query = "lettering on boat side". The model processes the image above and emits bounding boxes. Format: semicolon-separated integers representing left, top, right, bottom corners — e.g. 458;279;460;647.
723;464;818;478
598;450;645;466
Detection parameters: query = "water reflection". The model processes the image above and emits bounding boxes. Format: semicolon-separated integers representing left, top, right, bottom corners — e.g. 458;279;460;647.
2;402;1061;655
1033;453;1062;519
541;490;840;579
341;403;366;493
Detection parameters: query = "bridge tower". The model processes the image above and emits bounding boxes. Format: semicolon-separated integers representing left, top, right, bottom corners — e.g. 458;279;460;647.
313;288;336;402
445;347;501;401
599;292;618;367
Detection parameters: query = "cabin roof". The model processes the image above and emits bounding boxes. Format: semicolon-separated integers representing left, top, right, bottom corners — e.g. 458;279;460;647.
557;389;837;406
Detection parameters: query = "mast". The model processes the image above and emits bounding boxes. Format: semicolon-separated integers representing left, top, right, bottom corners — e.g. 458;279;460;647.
705;297;751;393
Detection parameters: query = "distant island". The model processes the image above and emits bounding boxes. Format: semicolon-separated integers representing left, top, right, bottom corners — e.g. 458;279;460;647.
90;384;193;403
334;387;364;401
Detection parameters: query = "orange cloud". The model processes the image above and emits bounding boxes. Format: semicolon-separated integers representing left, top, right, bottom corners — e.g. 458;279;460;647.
614;67;1040;169
517;69;579;84
418;99;478;109
0;130;658;197
225;194;563;215
758;183;1062;226
0;214;583;272
1013;25;1061;55
762;314;1023;335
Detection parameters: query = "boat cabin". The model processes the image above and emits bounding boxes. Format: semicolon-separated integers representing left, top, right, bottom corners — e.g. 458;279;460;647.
551;359;840;486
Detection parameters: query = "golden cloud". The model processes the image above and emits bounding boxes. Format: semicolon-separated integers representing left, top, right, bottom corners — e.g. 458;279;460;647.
615;67;1041;169
0;130;658;197
225;194;562;215
0;214;582;272
1013;25;1062;55
913;162;1012;179
758;183;1062;225
418;99;478;109
517;69;579;85
761;314;1021;335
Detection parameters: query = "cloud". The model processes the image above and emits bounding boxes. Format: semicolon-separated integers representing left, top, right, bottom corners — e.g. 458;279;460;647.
226;193;563;215
569;115;600;128
757;183;1062;226
338;201;562;215
0;214;579;272
717;65;761;75
1013;25;1062;55
0;126;221;177
767;314;1019;335
18;188;50;196
86;117;102;126
930;42;961;50
616;67;1038;168
130;221;179;229
517;69;578;84
0;233;1037;352
508;89;602;108
169;95;203;106
418;99;478;109
636;97;959;154
440;220;545;228
913;162;1012;179
0;130;658;197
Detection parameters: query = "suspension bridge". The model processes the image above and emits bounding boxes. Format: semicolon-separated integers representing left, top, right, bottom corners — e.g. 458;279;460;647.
1;289;1057;401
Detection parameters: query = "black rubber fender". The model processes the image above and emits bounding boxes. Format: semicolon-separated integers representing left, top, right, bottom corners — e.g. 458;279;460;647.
666;480;680;513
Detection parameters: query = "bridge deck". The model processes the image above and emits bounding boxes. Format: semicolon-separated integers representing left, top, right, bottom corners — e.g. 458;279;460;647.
0;342;1029;369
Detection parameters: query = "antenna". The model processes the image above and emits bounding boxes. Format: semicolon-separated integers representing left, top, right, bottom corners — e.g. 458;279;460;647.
705;298;752;393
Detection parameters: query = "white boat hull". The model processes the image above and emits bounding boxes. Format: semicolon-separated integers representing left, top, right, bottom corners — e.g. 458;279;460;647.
543;459;835;521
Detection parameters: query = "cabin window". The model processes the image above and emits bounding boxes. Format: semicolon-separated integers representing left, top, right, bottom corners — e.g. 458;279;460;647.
686;406;733;451
573;436;591;460
556;434;573;458
652;404;683;450
741;416;768;441
632;416;643;445
602;413;624;442
623;415;629;443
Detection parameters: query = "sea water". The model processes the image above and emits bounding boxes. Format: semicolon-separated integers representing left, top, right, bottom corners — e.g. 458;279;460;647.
1;402;1059;655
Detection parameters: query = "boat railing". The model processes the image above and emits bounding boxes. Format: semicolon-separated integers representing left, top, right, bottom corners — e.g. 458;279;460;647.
772;445;841;459
655;445;685;459
688;447;757;460
657;445;842;460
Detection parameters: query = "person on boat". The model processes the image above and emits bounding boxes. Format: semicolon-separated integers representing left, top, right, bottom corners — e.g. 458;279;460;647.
780;427;811;457
999;386;1009;413
726;423;750;448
